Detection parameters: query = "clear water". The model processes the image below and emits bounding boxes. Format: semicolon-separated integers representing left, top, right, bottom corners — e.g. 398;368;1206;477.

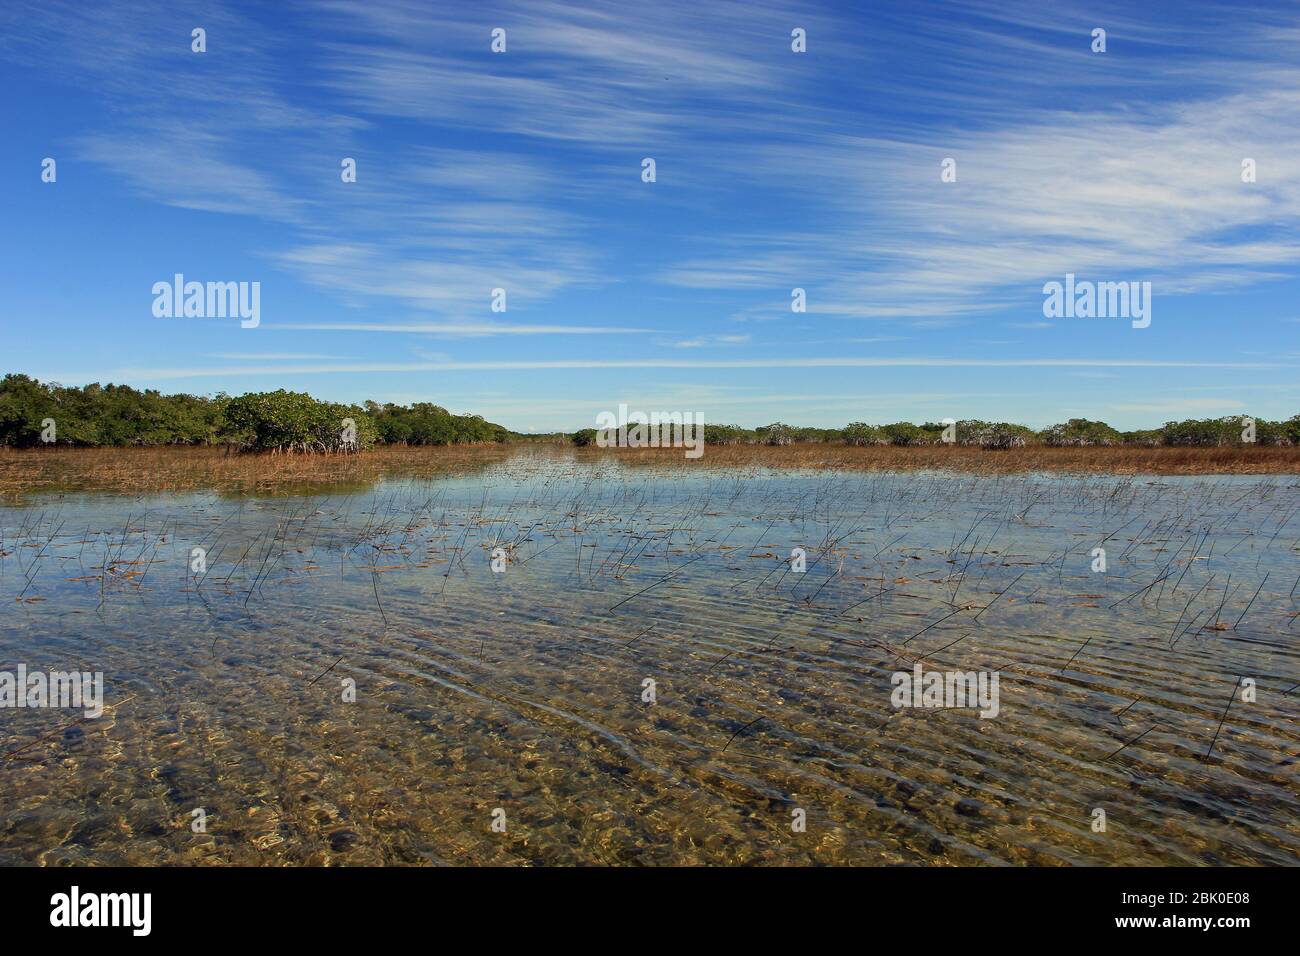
2;452;1297;865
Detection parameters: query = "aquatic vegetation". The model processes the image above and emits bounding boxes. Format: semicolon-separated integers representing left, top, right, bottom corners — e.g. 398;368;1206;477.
3;444;1300;503
0;450;1296;865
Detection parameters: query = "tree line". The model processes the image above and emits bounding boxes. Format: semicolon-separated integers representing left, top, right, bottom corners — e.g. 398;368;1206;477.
3;375;1295;452
573;415;1300;448
0;374;509;452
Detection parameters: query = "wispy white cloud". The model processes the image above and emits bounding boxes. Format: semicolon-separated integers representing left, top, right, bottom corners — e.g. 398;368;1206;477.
665;333;752;348
47;356;1296;383
659;13;1300;323
6;0;1299;417
314;0;825;146
80;127;309;222
208;352;344;360
275;321;657;336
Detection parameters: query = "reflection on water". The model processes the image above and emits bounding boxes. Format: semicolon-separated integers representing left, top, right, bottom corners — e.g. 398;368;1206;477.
1;450;1297;865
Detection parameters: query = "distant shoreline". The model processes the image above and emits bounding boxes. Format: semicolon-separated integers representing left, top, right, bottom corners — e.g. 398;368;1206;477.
2;444;1298;500
5;373;1298;453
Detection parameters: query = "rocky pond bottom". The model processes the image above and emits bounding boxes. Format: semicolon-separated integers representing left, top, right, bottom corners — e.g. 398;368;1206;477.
1;452;1297;865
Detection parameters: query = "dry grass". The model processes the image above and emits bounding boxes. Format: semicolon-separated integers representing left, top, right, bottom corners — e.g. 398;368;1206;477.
662;443;1300;475
1;442;1297;498
0;445;514;498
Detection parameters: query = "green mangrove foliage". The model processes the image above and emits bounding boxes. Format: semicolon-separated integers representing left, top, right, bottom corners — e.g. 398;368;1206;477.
1039;418;1125;446
221;391;378;453
363;401;509;446
0;375;509;452
4;374;1297;452
571;412;1300;449
0;375;226;447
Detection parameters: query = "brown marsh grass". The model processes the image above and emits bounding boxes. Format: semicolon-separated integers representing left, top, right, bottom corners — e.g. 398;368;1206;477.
609;443;1300;475
1;442;1297;499
0;445;515;498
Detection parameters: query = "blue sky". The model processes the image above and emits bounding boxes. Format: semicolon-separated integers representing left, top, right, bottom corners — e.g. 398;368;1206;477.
3;0;1299;432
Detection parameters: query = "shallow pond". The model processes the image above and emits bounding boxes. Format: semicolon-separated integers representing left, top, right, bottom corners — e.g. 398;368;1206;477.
1;451;1297;865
